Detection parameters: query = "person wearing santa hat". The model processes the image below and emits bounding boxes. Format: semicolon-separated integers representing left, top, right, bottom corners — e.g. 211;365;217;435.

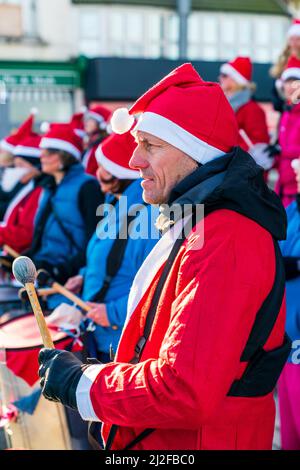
38;63;289;450
81;104;111;177
0;132;50;257
0;111;38;219
25;123;103;284
277;158;300;449
274;56;300;207
219;57;270;161
270;18;300;112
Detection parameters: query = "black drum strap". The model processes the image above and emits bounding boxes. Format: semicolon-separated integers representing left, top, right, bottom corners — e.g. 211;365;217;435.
227;238;291;397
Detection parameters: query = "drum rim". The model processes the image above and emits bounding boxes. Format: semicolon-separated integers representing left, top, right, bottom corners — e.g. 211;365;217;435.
0;312;77;351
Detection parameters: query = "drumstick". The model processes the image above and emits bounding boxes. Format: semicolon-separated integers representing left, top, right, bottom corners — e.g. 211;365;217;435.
239;129;254;149
3;244;20;259
18;286;57;301
37;269;91;312
12;257;54;349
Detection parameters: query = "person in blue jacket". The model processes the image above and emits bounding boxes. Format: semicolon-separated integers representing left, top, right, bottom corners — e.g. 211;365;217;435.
64;130;159;362
278;159;300;449
26;123;103;283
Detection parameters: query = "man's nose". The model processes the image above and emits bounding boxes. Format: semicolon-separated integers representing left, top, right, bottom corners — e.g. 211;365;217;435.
129;146;148;170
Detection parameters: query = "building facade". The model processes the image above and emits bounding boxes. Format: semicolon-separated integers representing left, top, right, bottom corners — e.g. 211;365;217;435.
0;0;293;137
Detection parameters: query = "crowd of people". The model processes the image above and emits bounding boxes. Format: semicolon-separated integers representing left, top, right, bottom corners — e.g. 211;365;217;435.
0;18;300;452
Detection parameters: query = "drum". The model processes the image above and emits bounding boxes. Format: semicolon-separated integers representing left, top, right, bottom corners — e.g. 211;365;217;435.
0;313;81;450
0;286;26;322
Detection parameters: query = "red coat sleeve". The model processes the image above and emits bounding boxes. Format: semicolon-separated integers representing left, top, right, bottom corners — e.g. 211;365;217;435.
0;187;42;253
78;212;280;429
237;102;270;150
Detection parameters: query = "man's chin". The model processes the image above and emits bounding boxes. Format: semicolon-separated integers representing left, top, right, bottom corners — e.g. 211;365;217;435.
142;189;165;205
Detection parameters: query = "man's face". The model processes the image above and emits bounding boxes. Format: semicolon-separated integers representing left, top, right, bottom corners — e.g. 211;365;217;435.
129;131;198;204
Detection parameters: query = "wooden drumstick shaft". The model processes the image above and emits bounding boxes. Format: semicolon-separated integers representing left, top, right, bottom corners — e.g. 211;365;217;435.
51;282;91;312
3;244;20;259
19;286;57;300
25;282;54;348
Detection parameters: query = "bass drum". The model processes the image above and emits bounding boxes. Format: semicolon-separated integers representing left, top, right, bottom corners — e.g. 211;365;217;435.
0;313;75;450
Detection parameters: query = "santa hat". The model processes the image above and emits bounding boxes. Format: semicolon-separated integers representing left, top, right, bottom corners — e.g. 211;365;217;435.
95;130;139;179
40;123;83;160
0;109;37;154
70;111;86;138
281;55;300;81
84;104;112;130
220;57;252;86
14;133;42;159
110;63;238;165
287;19;300;38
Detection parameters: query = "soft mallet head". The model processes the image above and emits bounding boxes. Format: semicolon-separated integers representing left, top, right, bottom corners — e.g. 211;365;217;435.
12;256;37;286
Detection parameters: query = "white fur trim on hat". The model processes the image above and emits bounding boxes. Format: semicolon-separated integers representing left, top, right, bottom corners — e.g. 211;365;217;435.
95;146;140;179
288;24;300;38
0;139;15;153
40;137;81;160
220;63;249;86
111;107;135;134
281;67;300;81
133;112;225;165
14;145;41;158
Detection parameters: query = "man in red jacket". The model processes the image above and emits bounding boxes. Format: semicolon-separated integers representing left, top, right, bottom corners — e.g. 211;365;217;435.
38;64;290;450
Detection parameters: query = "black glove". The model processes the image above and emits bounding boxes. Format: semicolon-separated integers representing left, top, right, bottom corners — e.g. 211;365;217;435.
38;349;91;409
264;143;281;158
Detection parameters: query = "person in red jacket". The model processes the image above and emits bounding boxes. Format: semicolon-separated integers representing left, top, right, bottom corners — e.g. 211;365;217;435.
0;133;47;254
219;57;271;170
81;105;111;176
38;64;289;450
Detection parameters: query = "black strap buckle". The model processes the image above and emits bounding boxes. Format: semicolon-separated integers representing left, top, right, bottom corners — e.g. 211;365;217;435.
134;336;146;358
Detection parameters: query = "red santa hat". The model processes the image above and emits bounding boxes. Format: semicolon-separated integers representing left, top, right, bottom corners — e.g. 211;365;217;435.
84;104;112;130
281;55;300;81
14;133;42;159
0;109;37;154
287;18;300;38
220;57;252;86
110;63;238;165
40;123;83;160
95;130;139;179
70;110;86;138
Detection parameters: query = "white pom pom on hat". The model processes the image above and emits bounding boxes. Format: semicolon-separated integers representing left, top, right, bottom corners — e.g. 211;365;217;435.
110;107;135;135
30;107;38;115
40;121;50;134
